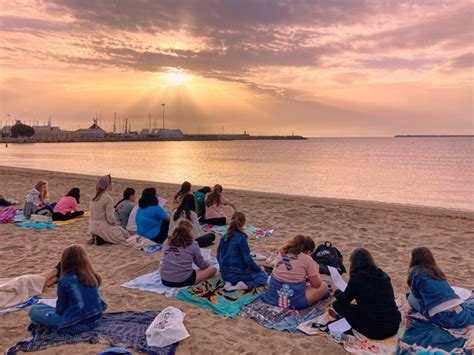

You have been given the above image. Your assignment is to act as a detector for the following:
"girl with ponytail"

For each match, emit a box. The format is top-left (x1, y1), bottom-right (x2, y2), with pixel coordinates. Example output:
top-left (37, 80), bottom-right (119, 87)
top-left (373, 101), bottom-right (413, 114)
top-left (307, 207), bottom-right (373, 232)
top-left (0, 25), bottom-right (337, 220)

top-left (217, 212), bottom-right (267, 290)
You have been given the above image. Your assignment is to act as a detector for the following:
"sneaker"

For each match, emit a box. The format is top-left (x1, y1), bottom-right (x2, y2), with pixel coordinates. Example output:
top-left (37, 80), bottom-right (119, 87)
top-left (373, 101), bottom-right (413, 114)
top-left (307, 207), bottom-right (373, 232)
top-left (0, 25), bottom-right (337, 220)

top-left (224, 281), bottom-right (248, 291)
top-left (250, 251), bottom-right (266, 261)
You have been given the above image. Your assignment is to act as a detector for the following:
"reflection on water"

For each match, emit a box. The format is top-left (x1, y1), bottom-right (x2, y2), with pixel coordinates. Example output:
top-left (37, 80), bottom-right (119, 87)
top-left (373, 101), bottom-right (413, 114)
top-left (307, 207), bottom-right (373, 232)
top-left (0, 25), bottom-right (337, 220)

top-left (0, 137), bottom-right (472, 211)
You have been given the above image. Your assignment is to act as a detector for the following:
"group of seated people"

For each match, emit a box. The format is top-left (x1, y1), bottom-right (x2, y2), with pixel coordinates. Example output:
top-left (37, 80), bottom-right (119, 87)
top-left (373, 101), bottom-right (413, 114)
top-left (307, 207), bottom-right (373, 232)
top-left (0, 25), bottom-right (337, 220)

top-left (4, 175), bottom-right (472, 342)
top-left (21, 180), bottom-right (85, 221)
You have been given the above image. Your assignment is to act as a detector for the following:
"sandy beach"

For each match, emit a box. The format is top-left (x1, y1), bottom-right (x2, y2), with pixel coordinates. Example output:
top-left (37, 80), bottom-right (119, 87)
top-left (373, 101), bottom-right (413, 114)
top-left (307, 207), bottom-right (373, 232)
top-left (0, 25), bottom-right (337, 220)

top-left (1, 166), bottom-right (473, 354)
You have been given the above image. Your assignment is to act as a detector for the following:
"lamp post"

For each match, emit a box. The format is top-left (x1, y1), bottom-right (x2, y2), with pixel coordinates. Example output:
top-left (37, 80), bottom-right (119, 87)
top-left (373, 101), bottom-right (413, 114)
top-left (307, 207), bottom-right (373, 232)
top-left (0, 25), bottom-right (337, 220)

top-left (161, 103), bottom-right (165, 131)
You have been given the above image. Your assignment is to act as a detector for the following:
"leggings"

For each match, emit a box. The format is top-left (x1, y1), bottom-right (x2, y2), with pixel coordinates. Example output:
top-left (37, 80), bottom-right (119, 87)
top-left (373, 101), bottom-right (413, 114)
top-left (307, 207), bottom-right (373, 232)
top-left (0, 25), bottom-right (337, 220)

top-left (333, 301), bottom-right (400, 340)
top-left (52, 211), bottom-right (84, 221)
top-left (151, 220), bottom-right (171, 244)
top-left (196, 233), bottom-right (216, 248)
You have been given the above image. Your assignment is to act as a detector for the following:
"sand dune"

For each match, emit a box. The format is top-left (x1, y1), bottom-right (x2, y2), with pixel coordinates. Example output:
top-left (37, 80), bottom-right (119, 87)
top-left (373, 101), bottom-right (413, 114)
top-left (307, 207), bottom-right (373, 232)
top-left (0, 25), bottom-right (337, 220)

top-left (1, 166), bottom-right (473, 354)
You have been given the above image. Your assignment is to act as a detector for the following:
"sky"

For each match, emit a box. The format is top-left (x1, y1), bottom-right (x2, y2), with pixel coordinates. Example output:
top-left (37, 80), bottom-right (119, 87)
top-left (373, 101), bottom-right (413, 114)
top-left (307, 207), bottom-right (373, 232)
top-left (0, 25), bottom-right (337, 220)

top-left (0, 0), bottom-right (472, 136)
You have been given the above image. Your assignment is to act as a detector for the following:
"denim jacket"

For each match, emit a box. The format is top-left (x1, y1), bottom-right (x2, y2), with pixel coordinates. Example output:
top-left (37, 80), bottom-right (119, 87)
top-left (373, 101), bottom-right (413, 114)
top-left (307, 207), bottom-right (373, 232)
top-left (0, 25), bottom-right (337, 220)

top-left (409, 266), bottom-right (459, 313)
top-left (217, 231), bottom-right (261, 275)
top-left (56, 273), bottom-right (107, 328)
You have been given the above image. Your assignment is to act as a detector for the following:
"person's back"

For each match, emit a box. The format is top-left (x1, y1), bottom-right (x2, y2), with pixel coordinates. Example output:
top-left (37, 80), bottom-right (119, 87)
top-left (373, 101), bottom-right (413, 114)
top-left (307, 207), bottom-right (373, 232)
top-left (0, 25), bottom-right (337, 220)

top-left (56, 273), bottom-right (107, 329)
top-left (115, 199), bottom-right (135, 228)
top-left (409, 265), bottom-right (459, 313)
top-left (193, 191), bottom-right (206, 218)
top-left (90, 192), bottom-right (115, 225)
top-left (347, 265), bottom-right (399, 314)
top-left (54, 196), bottom-right (78, 214)
top-left (169, 210), bottom-right (201, 238)
top-left (136, 204), bottom-right (168, 239)
top-left (160, 241), bottom-right (206, 284)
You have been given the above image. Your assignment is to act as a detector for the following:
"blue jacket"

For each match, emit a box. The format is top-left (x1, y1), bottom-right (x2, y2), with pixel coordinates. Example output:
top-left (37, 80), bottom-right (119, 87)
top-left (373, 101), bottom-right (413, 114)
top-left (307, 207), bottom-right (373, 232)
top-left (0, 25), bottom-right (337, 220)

top-left (217, 230), bottom-right (261, 276)
top-left (56, 273), bottom-right (107, 328)
top-left (409, 266), bottom-right (459, 313)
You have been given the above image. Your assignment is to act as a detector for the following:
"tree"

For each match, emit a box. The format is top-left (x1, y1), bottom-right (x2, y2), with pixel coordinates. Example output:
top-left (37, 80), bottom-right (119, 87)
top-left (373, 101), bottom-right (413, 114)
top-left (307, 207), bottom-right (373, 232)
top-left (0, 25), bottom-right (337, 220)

top-left (11, 123), bottom-right (35, 138)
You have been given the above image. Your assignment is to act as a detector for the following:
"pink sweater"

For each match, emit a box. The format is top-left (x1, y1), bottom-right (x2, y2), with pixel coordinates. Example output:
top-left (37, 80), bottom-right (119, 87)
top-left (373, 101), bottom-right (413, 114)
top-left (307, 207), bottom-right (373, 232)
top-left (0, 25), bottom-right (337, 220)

top-left (53, 196), bottom-right (79, 214)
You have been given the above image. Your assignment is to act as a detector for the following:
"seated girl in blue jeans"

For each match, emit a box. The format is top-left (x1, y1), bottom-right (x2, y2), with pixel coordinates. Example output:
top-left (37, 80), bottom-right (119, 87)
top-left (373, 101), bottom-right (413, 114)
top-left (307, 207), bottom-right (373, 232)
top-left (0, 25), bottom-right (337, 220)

top-left (217, 212), bottom-right (267, 290)
top-left (261, 235), bottom-right (328, 310)
top-left (407, 247), bottom-right (473, 328)
top-left (28, 245), bottom-right (107, 334)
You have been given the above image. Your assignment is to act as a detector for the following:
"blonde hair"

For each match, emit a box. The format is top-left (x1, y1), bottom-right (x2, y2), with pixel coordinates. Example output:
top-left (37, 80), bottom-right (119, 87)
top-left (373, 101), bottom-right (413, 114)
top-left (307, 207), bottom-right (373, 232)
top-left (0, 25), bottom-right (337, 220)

top-left (35, 180), bottom-right (48, 203)
top-left (167, 220), bottom-right (194, 248)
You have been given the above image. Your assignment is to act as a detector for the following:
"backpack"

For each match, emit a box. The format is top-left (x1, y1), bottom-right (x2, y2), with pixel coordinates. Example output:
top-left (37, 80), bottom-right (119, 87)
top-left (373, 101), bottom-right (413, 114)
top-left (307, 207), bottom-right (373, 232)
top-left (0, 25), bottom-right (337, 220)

top-left (0, 207), bottom-right (16, 224)
top-left (312, 241), bottom-right (346, 275)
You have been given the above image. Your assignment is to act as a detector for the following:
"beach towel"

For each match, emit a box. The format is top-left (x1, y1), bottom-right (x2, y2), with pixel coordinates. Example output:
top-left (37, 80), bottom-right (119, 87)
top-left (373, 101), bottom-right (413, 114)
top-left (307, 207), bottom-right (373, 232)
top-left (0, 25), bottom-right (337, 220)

top-left (0, 296), bottom-right (40, 315)
top-left (200, 224), bottom-right (273, 240)
top-left (0, 207), bottom-right (16, 224)
top-left (397, 304), bottom-right (474, 354)
top-left (239, 295), bottom-right (333, 333)
top-left (122, 255), bottom-right (219, 297)
top-left (176, 277), bottom-right (264, 318)
top-left (298, 294), bottom-right (408, 354)
top-left (53, 211), bottom-right (91, 226)
top-left (15, 222), bottom-right (57, 229)
top-left (6, 311), bottom-right (179, 355)
top-left (143, 244), bottom-right (164, 254)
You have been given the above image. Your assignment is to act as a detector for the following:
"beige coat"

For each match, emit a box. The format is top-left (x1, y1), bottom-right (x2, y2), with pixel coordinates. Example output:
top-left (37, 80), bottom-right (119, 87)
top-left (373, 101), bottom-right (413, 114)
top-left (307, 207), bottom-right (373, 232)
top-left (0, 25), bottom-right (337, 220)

top-left (89, 191), bottom-right (129, 244)
top-left (0, 275), bottom-right (45, 308)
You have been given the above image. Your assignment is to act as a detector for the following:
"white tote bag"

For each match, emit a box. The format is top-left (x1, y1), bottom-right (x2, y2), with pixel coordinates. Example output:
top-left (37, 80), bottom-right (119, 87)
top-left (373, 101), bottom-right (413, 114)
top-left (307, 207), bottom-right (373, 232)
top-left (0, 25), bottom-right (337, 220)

top-left (146, 306), bottom-right (190, 347)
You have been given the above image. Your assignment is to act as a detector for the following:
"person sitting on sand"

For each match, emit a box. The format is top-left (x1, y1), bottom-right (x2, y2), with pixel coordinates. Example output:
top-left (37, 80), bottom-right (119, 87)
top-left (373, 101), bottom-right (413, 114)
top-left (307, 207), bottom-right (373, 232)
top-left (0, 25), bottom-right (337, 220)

top-left (217, 212), bottom-right (267, 290)
top-left (407, 247), bottom-right (473, 328)
top-left (1, 268), bottom-right (58, 309)
top-left (204, 184), bottom-right (236, 226)
top-left (172, 181), bottom-right (192, 210)
top-left (261, 235), bottom-right (328, 310)
top-left (28, 245), bottom-right (107, 334)
top-left (160, 220), bottom-right (217, 288)
top-left (24, 180), bottom-right (56, 217)
top-left (89, 175), bottom-right (129, 245)
top-left (168, 194), bottom-right (216, 248)
top-left (114, 187), bottom-right (136, 228)
top-left (0, 194), bottom-right (17, 207)
top-left (136, 187), bottom-right (171, 243)
top-left (332, 248), bottom-right (401, 340)
top-left (193, 186), bottom-right (211, 222)
top-left (52, 188), bottom-right (85, 221)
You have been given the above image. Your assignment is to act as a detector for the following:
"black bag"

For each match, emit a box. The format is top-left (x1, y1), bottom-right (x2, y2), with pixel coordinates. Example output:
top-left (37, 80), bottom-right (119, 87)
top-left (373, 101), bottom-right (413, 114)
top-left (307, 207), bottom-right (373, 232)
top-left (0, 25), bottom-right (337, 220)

top-left (312, 241), bottom-right (346, 275)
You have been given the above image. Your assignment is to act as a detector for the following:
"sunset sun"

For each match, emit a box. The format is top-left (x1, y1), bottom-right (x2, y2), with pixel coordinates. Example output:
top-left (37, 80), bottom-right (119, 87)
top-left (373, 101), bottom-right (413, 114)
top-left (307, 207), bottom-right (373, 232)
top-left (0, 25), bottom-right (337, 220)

top-left (161, 69), bottom-right (193, 86)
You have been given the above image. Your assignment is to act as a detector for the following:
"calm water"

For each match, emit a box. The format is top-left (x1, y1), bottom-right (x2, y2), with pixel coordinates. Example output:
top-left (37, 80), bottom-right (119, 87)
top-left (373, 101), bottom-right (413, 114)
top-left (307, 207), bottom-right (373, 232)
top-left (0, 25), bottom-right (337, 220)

top-left (0, 138), bottom-right (473, 211)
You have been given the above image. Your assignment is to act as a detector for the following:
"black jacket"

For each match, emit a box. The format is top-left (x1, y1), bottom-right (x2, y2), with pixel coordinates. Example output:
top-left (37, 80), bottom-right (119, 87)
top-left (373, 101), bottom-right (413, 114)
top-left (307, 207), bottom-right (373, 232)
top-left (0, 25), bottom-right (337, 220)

top-left (335, 265), bottom-right (400, 322)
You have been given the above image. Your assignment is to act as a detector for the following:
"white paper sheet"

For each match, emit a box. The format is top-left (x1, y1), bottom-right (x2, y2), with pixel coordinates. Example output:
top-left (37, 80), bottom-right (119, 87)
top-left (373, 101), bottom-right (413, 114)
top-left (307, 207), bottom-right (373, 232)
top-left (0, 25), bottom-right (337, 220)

top-left (452, 286), bottom-right (472, 301)
top-left (158, 197), bottom-right (167, 208)
top-left (328, 317), bottom-right (351, 334)
top-left (38, 298), bottom-right (57, 308)
top-left (328, 266), bottom-right (347, 292)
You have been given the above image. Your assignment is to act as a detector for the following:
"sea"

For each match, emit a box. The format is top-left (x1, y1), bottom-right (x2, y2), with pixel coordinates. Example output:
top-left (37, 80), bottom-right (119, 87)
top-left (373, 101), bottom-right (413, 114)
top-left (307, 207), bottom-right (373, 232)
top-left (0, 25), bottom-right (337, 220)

top-left (0, 137), bottom-right (473, 211)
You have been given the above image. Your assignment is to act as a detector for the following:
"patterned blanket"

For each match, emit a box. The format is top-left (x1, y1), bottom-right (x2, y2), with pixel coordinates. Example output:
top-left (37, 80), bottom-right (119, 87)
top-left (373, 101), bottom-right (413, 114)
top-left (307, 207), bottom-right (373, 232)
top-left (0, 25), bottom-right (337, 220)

top-left (176, 277), bottom-right (264, 318)
top-left (240, 295), bottom-right (333, 333)
top-left (200, 224), bottom-right (273, 240)
top-left (6, 311), bottom-right (178, 355)
top-left (397, 300), bottom-right (474, 354)
top-left (122, 255), bottom-right (219, 297)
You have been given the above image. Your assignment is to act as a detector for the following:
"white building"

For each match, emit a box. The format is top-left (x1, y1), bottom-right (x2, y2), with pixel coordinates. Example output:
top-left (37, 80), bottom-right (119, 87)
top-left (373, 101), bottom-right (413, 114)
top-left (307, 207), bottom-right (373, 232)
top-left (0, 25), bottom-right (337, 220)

top-left (75, 121), bottom-right (106, 139)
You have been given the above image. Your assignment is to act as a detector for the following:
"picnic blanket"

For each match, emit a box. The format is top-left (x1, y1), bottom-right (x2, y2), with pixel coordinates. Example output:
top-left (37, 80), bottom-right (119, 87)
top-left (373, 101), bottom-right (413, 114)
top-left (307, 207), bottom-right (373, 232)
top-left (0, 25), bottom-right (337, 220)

top-left (397, 300), bottom-right (474, 354)
top-left (176, 277), bottom-right (264, 318)
top-left (16, 222), bottom-right (57, 229)
top-left (239, 294), bottom-right (333, 333)
top-left (53, 211), bottom-right (91, 225)
top-left (0, 296), bottom-right (40, 315)
top-left (6, 311), bottom-right (179, 355)
top-left (200, 224), bottom-right (273, 240)
top-left (122, 253), bottom-right (219, 297)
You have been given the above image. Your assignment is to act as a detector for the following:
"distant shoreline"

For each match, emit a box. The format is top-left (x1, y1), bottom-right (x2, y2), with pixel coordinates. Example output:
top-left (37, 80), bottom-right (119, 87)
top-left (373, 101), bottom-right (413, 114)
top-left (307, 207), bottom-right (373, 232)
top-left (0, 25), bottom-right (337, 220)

top-left (0, 133), bottom-right (306, 143)
top-left (394, 135), bottom-right (474, 138)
